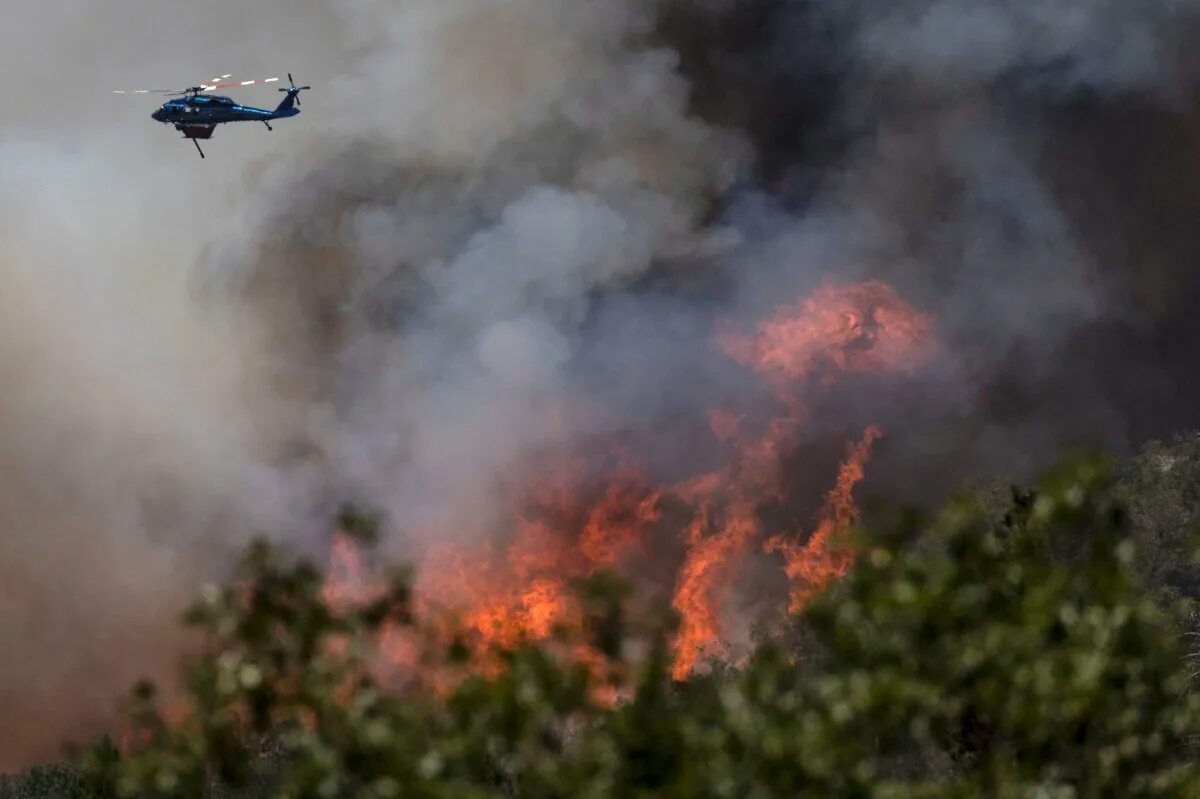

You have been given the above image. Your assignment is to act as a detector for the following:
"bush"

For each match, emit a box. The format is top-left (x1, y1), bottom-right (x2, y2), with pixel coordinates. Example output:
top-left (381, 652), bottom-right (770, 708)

top-left (49, 456), bottom-right (1200, 797)
top-left (0, 764), bottom-right (90, 799)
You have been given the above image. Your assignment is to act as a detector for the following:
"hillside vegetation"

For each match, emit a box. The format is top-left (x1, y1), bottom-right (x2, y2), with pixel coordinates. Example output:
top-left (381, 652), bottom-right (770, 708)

top-left (5, 434), bottom-right (1200, 798)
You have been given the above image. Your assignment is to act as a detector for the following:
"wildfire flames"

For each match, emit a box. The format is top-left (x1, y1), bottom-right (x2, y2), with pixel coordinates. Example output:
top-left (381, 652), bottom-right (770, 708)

top-left (325, 280), bottom-right (935, 682)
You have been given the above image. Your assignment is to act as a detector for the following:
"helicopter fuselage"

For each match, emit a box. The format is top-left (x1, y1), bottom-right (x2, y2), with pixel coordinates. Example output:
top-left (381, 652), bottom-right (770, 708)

top-left (150, 93), bottom-right (299, 126)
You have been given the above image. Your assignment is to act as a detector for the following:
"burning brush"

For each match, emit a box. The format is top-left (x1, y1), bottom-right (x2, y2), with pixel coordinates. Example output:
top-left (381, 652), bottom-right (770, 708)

top-left (324, 279), bottom-right (936, 682)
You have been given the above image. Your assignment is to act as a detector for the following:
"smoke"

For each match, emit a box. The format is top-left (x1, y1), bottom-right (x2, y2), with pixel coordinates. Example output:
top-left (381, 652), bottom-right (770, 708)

top-left (822, 0), bottom-right (1200, 482)
top-left (6, 0), bottom-right (1200, 768)
top-left (828, 0), bottom-right (1199, 95)
top-left (0, 138), bottom-right (305, 764)
top-left (675, 0), bottom-right (1200, 481)
top-left (225, 0), bottom-right (751, 545)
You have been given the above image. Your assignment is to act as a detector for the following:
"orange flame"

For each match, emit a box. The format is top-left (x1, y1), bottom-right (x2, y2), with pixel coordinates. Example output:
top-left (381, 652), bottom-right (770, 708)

top-left (667, 412), bottom-right (792, 678)
top-left (765, 425), bottom-right (881, 613)
top-left (322, 280), bottom-right (935, 686)
top-left (667, 281), bottom-right (932, 678)
top-left (580, 477), bottom-right (663, 567)
top-left (719, 280), bottom-right (935, 391)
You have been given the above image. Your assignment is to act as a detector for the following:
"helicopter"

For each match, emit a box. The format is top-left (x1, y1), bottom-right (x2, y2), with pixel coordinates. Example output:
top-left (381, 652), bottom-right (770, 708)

top-left (113, 73), bottom-right (310, 158)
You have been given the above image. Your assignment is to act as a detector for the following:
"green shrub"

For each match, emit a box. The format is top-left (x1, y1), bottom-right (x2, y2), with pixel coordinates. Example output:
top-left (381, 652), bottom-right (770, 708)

top-left (41, 456), bottom-right (1200, 797)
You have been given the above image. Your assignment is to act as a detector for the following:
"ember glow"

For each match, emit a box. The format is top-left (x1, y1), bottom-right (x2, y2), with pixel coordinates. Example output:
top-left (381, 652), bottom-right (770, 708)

top-left (324, 280), bottom-right (935, 681)
top-left (719, 281), bottom-right (936, 394)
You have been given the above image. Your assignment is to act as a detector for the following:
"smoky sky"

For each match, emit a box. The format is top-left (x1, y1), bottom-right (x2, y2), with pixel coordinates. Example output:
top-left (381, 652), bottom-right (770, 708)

top-left (4, 0), bottom-right (1200, 769)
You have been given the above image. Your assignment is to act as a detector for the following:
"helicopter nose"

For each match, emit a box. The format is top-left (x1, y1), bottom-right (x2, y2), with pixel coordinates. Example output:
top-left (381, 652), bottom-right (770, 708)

top-left (151, 109), bottom-right (164, 122)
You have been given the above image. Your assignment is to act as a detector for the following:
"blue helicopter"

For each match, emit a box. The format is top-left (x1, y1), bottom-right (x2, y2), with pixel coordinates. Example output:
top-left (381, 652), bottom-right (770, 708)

top-left (114, 73), bottom-right (310, 158)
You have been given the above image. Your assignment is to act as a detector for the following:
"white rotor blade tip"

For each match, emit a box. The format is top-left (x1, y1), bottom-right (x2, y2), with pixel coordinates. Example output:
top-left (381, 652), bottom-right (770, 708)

top-left (265, 77), bottom-right (279, 82)
top-left (241, 80), bottom-right (255, 85)
top-left (113, 90), bottom-right (125, 94)
top-left (135, 90), bottom-right (149, 93)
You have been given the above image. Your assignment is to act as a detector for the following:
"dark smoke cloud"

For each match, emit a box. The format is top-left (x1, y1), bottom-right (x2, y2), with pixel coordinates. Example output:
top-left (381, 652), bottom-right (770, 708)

top-left (6, 0), bottom-right (1200, 768)
top-left (657, 0), bottom-right (1200, 483)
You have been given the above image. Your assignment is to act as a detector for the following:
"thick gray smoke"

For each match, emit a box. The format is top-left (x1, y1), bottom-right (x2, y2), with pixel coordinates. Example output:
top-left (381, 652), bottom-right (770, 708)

top-left (676, 0), bottom-right (1200, 483)
top-left (5, 0), bottom-right (1200, 768)
top-left (828, 0), bottom-right (1195, 94)
top-left (212, 0), bottom-right (752, 546)
top-left (812, 0), bottom-right (1200, 482)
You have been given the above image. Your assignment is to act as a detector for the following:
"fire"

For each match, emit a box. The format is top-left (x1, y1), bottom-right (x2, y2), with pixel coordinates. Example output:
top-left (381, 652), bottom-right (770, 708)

top-left (765, 425), bottom-right (882, 612)
top-left (666, 281), bottom-right (931, 677)
top-left (322, 279), bottom-right (935, 685)
top-left (666, 413), bottom-right (795, 678)
top-left (719, 280), bottom-right (935, 390)
top-left (580, 477), bottom-right (663, 567)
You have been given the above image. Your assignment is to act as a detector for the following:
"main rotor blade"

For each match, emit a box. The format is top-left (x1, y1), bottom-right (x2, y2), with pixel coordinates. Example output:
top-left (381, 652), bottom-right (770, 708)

top-left (201, 76), bottom-right (281, 91)
top-left (113, 72), bottom-right (284, 95)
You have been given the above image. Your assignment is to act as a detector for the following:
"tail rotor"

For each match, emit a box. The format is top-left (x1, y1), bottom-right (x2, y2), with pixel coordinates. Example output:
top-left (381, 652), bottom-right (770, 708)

top-left (279, 73), bottom-right (311, 105)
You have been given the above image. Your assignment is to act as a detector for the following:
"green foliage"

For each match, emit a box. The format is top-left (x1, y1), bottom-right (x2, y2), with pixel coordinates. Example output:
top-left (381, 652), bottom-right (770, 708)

top-left (0, 763), bottom-right (91, 799)
top-left (24, 456), bottom-right (1200, 797)
top-left (799, 455), bottom-right (1200, 796)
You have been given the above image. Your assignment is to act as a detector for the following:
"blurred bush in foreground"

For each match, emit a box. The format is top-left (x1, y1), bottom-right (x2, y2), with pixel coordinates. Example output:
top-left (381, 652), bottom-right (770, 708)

top-left (50, 456), bottom-right (1200, 797)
